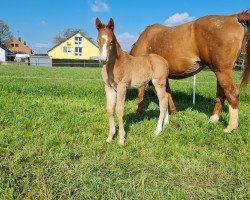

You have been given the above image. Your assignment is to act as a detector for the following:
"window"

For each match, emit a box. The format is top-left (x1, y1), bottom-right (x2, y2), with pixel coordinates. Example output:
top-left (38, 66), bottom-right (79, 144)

top-left (63, 46), bottom-right (71, 53)
top-left (11, 43), bottom-right (14, 47)
top-left (75, 47), bottom-right (82, 56)
top-left (15, 44), bottom-right (19, 47)
top-left (75, 37), bottom-right (82, 45)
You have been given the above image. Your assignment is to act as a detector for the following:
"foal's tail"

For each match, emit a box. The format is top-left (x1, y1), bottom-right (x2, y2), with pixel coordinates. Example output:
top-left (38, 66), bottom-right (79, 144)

top-left (237, 10), bottom-right (250, 89)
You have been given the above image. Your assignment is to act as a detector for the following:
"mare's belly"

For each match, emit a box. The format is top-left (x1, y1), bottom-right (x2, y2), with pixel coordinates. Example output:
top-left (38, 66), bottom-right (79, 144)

top-left (168, 60), bottom-right (206, 79)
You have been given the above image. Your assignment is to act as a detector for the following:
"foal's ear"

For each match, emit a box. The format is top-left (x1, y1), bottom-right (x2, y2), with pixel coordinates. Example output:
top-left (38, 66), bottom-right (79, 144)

top-left (107, 18), bottom-right (114, 31)
top-left (96, 18), bottom-right (103, 30)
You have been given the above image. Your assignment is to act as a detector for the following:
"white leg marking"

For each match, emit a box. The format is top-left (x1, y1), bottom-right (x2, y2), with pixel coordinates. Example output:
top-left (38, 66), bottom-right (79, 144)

top-left (224, 105), bottom-right (238, 133)
top-left (155, 120), bottom-right (163, 136)
top-left (163, 107), bottom-right (169, 125)
top-left (101, 35), bottom-right (108, 61)
top-left (105, 85), bottom-right (116, 143)
top-left (209, 114), bottom-right (219, 123)
top-left (153, 80), bottom-right (168, 136)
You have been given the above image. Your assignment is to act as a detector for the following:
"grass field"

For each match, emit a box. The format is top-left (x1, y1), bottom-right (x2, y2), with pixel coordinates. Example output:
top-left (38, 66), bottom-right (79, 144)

top-left (0, 65), bottom-right (249, 199)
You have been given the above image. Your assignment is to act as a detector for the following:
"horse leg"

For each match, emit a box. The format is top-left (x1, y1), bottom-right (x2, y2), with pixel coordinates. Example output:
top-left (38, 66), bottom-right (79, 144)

top-left (216, 71), bottom-right (239, 132)
top-left (166, 79), bottom-right (177, 115)
top-left (116, 84), bottom-right (127, 145)
top-left (105, 85), bottom-right (117, 143)
top-left (163, 93), bottom-right (170, 125)
top-left (209, 81), bottom-right (226, 123)
top-left (136, 86), bottom-right (145, 114)
top-left (152, 79), bottom-right (168, 136)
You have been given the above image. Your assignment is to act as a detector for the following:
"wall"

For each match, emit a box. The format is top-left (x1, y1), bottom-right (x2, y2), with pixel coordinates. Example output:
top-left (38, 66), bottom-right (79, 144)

top-left (0, 48), bottom-right (6, 62)
top-left (48, 33), bottom-right (99, 59)
top-left (29, 56), bottom-right (52, 67)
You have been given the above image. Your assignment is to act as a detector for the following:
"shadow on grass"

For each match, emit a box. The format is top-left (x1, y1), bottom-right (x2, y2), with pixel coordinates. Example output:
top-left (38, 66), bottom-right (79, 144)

top-left (124, 87), bottom-right (229, 132)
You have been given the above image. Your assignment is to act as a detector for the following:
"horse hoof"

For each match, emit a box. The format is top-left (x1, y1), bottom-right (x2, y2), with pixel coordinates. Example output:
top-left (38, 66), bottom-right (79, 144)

top-left (209, 114), bottom-right (219, 123)
top-left (170, 110), bottom-right (177, 116)
top-left (224, 124), bottom-right (238, 133)
top-left (136, 110), bottom-right (143, 115)
top-left (106, 137), bottom-right (112, 143)
top-left (224, 127), bottom-right (232, 133)
top-left (155, 129), bottom-right (162, 136)
top-left (118, 138), bottom-right (125, 146)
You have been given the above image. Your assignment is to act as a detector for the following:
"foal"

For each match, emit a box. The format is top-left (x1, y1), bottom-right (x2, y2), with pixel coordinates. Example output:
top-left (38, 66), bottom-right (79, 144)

top-left (96, 18), bottom-right (170, 145)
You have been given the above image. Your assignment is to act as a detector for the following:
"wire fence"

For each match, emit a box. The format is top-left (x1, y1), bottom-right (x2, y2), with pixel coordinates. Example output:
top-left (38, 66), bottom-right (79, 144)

top-left (0, 75), bottom-right (242, 85)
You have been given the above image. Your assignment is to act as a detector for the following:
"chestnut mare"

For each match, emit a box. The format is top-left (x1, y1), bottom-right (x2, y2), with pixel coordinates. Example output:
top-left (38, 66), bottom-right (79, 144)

top-left (96, 18), bottom-right (170, 145)
top-left (130, 11), bottom-right (250, 132)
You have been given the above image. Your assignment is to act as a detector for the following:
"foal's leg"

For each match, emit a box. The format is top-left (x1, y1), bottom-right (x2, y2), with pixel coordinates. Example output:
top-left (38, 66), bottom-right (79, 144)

top-left (105, 85), bottom-right (117, 143)
top-left (209, 81), bottom-right (226, 123)
top-left (216, 71), bottom-right (239, 132)
top-left (153, 79), bottom-right (168, 136)
top-left (116, 84), bottom-right (127, 145)
top-left (166, 79), bottom-right (177, 115)
top-left (137, 86), bottom-right (145, 114)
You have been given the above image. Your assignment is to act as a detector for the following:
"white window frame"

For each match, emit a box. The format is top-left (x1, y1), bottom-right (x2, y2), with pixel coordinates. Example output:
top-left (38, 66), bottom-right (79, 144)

top-left (75, 37), bottom-right (82, 45)
top-left (75, 47), bottom-right (82, 56)
top-left (63, 46), bottom-right (71, 53)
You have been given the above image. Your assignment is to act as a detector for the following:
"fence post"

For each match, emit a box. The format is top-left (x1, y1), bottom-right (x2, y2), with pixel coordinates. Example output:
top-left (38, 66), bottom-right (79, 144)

top-left (193, 75), bottom-right (196, 105)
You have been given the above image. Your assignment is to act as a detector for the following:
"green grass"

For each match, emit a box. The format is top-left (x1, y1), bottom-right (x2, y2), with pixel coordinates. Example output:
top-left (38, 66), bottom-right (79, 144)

top-left (0, 65), bottom-right (249, 199)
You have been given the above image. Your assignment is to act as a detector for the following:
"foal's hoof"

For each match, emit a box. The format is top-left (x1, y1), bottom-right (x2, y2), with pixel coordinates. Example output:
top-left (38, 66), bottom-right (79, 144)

top-left (209, 114), bottom-right (219, 123)
top-left (118, 138), bottom-right (125, 146)
top-left (106, 137), bottom-right (113, 143)
top-left (223, 127), bottom-right (232, 133)
top-left (223, 125), bottom-right (238, 133)
top-left (155, 129), bottom-right (162, 136)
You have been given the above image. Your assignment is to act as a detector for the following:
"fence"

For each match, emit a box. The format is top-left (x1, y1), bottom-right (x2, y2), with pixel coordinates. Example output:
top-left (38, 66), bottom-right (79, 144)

top-left (52, 59), bottom-right (101, 67)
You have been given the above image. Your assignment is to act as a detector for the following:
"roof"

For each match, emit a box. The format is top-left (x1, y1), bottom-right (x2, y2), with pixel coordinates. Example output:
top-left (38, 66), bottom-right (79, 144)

top-left (47, 32), bottom-right (98, 52)
top-left (0, 45), bottom-right (13, 53)
top-left (3, 38), bottom-right (32, 54)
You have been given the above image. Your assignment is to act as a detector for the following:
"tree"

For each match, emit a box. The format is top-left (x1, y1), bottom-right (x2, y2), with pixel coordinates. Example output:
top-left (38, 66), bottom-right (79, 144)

top-left (0, 20), bottom-right (12, 46)
top-left (52, 28), bottom-right (95, 46)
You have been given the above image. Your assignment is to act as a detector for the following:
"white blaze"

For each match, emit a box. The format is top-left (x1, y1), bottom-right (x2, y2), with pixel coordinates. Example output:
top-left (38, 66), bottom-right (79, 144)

top-left (101, 35), bottom-right (108, 61)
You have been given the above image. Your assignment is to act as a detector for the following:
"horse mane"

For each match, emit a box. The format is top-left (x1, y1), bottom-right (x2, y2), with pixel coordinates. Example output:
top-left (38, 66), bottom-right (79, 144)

top-left (237, 10), bottom-right (250, 24)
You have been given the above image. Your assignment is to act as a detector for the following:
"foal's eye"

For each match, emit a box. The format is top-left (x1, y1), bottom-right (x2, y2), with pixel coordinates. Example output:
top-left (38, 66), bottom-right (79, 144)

top-left (110, 41), bottom-right (113, 45)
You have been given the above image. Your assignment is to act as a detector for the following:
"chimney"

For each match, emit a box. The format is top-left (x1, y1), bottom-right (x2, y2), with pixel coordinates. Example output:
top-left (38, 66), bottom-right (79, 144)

top-left (18, 37), bottom-right (21, 42)
top-left (24, 41), bottom-right (26, 45)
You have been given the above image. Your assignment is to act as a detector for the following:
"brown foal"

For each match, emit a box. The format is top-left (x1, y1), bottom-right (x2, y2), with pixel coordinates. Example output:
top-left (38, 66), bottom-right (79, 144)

top-left (130, 11), bottom-right (250, 132)
top-left (96, 18), bottom-right (170, 145)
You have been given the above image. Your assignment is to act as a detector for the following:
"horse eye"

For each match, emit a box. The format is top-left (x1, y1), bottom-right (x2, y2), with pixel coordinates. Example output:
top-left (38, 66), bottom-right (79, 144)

top-left (110, 41), bottom-right (113, 45)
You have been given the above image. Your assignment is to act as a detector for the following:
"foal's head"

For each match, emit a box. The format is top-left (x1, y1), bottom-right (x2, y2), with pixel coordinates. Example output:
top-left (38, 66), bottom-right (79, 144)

top-left (96, 18), bottom-right (115, 64)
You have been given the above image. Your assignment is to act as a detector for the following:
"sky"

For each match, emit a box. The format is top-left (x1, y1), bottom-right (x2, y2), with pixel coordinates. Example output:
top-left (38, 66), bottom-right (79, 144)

top-left (0, 0), bottom-right (249, 53)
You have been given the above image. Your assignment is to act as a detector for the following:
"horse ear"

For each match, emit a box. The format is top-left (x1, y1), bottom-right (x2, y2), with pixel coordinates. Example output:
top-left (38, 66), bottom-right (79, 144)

top-left (96, 18), bottom-right (103, 30)
top-left (108, 18), bottom-right (114, 31)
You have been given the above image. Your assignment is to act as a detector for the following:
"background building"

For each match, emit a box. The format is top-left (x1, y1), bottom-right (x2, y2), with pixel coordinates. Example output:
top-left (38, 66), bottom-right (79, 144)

top-left (48, 32), bottom-right (99, 60)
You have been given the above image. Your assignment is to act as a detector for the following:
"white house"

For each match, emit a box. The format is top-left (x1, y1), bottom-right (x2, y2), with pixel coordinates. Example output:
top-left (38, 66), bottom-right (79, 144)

top-left (0, 47), bottom-right (6, 62)
top-left (0, 46), bottom-right (12, 62)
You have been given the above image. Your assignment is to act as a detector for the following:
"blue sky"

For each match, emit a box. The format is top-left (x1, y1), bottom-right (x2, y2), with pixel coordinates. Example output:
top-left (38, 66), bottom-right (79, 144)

top-left (0, 0), bottom-right (249, 53)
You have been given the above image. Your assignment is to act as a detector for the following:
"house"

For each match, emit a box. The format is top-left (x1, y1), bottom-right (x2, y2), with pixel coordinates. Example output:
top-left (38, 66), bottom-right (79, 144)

top-left (0, 46), bottom-right (13, 62)
top-left (4, 37), bottom-right (32, 55)
top-left (48, 32), bottom-right (99, 60)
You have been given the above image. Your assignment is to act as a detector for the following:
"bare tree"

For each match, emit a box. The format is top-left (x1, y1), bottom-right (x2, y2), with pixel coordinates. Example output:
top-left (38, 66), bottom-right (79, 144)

top-left (52, 28), bottom-right (95, 45)
top-left (0, 20), bottom-right (12, 46)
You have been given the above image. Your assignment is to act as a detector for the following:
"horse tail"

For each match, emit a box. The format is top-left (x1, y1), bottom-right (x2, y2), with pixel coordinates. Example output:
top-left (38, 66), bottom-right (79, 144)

top-left (237, 10), bottom-right (250, 89)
